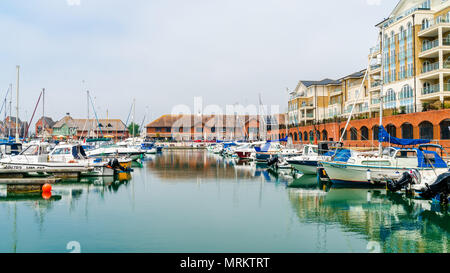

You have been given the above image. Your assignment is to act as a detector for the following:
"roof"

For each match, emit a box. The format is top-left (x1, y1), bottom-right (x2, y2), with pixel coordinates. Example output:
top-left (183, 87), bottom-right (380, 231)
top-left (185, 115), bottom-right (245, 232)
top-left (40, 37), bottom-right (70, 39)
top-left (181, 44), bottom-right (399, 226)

top-left (53, 115), bottom-right (126, 131)
top-left (147, 114), bottom-right (268, 128)
top-left (38, 116), bottom-right (56, 127)
top-left (300, 78), bottom-right (341, 87)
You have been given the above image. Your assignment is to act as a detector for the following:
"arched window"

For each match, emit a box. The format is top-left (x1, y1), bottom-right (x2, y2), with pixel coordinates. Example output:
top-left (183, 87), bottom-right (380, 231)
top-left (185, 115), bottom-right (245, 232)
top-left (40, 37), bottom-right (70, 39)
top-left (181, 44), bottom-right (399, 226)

top-left (422, 18), bottom-right (429, 30)
top-left (384, 88), bottom-right (396, 109)
top-left (360, 126), bottom-right (369, 140)
top-left (401, 123), bottom-right (413, 139)
top-left (340, 128), bottom-right (347, 141)
top-left (315, 130), bottom-right (321, 141)
top-left (298, 132), bottom-right (302, 142)
top-left (386, 124), bottom-right (397, 138)
top-left (294, 132), bottom-right (298, 141)
top-left (440, 119), bottom-right (450, 140)
top-left (373, 125), bottom-right (380, 140)
top-left (322, 130), bottom-right (328, 141)
top-left (419, 121), bottom-right (433, 140)
top-left (350, 127), bottom-right (358, 140)
top-left (309, 131), bottom-right (314, 141)
top-left (289, 133), bottom-right (293, 140)
top-left (423, 82), bottom-right (431, 94)
top-left (303, 131), bottom-right (308, 141)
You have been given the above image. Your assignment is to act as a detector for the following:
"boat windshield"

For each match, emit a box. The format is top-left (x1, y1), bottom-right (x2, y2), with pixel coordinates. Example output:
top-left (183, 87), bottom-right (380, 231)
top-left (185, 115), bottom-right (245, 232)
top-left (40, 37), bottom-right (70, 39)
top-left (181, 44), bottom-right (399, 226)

top-left (21, 145), bottom-right (41, 156)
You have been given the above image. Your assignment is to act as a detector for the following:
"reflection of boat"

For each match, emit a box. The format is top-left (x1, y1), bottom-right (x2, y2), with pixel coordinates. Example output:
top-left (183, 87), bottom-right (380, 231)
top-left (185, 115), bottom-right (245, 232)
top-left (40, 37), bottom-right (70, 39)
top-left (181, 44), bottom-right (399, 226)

top-left (288, 174), bottom-right (318, 188)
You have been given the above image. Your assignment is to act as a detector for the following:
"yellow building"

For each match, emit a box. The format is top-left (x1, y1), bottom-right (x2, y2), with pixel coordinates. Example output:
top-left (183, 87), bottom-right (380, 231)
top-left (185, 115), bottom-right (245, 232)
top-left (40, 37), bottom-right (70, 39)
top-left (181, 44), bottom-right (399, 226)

top-left (288, 0), bottom-right (450, 126)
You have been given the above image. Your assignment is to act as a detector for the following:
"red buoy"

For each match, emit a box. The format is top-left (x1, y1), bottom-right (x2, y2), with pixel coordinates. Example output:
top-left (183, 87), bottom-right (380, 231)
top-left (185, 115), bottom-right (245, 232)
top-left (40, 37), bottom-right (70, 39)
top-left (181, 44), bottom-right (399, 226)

top-left (42, 191), bottom-right (52, 200)
top-left (42, 183), bottom-right (52, 193)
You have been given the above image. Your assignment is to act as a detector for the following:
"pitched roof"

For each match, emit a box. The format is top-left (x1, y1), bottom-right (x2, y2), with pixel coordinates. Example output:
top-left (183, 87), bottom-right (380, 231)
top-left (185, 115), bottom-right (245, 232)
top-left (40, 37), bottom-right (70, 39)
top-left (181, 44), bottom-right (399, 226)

top-left (53, 115), bottom-right (126, 131)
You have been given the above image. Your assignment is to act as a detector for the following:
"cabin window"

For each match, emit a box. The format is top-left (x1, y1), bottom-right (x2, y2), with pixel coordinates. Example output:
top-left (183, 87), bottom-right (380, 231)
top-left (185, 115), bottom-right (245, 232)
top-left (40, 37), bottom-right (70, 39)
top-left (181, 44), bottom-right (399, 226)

top-left (395, 150), bottom-right (417, 158)
top-left (361, 161), bottom-right (391, 166)
top-left (53, 148), bottom-right (71, 155)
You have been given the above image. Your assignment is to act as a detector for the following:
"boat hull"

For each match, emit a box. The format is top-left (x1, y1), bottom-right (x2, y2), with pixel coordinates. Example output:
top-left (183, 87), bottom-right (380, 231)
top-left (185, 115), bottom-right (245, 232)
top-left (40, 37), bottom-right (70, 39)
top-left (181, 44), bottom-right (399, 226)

top-left (287, 160), bottom-right (318, 175)
top-left (321, 161), bottom-right (448, 185)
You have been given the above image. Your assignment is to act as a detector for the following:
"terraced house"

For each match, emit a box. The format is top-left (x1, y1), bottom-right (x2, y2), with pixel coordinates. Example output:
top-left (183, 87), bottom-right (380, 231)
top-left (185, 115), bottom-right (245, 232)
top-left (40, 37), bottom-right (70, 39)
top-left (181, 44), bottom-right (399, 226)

top-left (288, 0), bottom-right (450, 147)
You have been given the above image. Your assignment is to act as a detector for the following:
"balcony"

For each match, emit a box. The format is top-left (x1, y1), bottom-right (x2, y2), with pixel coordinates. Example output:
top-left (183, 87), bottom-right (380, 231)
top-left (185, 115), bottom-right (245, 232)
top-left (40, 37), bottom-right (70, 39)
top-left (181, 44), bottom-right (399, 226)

top-left (369, 45), bottom-right (380, 56)
top-left (422, 39), bottom-right (439, 52)
top-left (422, 62), bottom-right (439, 74)
top-left (419, 16), bottom-right (450, 38)
top-left (422, 83), bottom-right (439, 95)
top-left (300, 103), bottom-right (315, 109)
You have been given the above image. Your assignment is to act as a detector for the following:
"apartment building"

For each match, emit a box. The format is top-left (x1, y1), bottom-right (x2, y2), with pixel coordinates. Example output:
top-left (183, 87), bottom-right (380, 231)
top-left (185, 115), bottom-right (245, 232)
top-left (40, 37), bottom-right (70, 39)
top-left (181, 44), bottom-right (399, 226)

top-left (287, 0), bottom-right (450, 146)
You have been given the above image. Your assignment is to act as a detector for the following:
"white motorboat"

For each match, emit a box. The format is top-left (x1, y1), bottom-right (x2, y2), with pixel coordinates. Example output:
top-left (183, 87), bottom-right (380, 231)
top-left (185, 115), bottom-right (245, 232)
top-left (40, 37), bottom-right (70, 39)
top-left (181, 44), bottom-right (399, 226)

top-left (0, 143), bottom-right (115, 176)
top-left (321, 144), bottom-right (450, 185)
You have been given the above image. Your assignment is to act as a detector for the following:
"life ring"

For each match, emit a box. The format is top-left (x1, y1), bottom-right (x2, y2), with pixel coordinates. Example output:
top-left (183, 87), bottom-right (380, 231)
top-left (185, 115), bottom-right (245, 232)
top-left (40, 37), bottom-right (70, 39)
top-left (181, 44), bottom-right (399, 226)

top-left (68, 160), bottom-right (77, 163)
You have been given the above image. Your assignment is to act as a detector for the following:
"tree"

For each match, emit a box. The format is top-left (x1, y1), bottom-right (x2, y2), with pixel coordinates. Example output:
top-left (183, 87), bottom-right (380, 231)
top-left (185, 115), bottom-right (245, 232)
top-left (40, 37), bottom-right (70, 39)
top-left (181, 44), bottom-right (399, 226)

top-left (128, 122), bottom-right (140, 137)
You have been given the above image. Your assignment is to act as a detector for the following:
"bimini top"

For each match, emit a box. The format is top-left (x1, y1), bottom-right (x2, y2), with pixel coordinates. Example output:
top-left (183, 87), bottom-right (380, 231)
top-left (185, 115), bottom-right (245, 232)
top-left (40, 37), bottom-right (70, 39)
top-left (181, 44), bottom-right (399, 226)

top-left (378, 125), bottom-right (430, 146)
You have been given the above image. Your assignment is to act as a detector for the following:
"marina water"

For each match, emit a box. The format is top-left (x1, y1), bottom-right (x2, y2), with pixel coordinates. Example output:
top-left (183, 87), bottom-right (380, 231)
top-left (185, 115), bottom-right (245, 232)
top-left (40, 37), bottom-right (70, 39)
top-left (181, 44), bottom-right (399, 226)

top-left (0, 150), bottom-right (448, 253)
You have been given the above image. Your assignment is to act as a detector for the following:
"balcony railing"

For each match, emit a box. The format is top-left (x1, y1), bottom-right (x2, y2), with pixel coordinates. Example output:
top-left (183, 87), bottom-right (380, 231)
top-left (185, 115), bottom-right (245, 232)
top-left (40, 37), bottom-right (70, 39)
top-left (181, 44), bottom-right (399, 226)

top-left (422, 83), bottom-right (439, 95)
top-left (306, 113), bottom-right (314, 118)
top-left (421, 16), bottom-right (450, 31)
top-left (300, 103), bottom-right (314, 108)
top-left (422, 62), bottom-right (439, 73)
top-left (370, 45), bottom-right (380, 55)
top-left (371, 81), bottom-right (381, 88)
top-left (422, 39), bottom-right (439, 52)
top-left (446, 83), bottom-right (450, 92)
top-left (371, 98), bottom-right (380, 104)
top-left (444, 38), bottom-right (450, 46)
top-left (370, 64), bottom-right (381, 70)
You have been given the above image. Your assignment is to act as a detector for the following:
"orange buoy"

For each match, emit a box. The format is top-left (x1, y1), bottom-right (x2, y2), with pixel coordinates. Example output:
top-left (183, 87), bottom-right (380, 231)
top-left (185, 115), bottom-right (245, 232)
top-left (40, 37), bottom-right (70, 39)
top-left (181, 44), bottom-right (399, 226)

top-left (42, 191), bottom-right (52, 200)
top-left (42, 183), bottom-right (52, 193)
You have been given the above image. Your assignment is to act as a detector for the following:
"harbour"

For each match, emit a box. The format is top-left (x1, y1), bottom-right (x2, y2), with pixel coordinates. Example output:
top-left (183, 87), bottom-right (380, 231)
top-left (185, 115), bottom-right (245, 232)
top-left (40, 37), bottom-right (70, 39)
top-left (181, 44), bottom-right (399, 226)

top-left (0, 150), bottom-right (448, 253)
top-left (1, 0), bottom-right (449, 259)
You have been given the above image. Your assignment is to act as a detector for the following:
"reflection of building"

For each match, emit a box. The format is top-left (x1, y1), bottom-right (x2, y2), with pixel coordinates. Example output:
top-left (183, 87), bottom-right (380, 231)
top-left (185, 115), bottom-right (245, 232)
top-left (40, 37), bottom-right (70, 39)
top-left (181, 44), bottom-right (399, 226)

top-left (145, 151), bottom-right (259, 180)
top-left (287, 0), bottom-right (450, 147)
top-left (52, 114), bottom-right (128, 140)
top-left (288, 186), bottom-right (449, 253)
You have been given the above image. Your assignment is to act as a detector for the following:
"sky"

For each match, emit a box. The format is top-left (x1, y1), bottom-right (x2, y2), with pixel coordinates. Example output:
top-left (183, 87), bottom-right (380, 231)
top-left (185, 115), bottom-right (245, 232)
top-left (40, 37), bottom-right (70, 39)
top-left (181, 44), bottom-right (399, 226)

top-left (0, 0), bottom-right (399, 127)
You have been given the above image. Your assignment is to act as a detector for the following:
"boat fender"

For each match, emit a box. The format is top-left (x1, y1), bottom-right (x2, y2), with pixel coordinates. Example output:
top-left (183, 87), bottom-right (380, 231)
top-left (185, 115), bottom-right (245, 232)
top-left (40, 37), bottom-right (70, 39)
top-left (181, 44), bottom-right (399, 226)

top-left (366, 169), bottom-right (371, 182)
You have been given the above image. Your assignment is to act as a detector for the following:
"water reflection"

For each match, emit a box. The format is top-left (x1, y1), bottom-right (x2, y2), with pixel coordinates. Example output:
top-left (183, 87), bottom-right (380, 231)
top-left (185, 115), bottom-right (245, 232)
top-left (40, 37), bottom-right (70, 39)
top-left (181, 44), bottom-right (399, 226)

top-left (287, 175), bottom-right (449, 253)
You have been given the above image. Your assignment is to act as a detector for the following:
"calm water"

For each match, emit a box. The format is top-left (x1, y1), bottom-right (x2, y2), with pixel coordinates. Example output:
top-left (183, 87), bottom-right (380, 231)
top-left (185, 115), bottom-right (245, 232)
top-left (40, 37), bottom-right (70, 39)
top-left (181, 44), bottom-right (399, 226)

top-left (0, 150), bottom-right (448, 253)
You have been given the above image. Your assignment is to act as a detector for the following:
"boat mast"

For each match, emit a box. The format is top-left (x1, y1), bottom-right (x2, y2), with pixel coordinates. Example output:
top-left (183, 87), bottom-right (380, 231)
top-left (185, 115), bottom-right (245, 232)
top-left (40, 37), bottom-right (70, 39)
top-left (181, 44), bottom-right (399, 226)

top-left (379, 28), bottom-right (385, 155)
top-left (132, 98), bottom-right (136, 143)
top-left (15, 65), bottom-right (19, 142)
top-left (87, 90), bottom-right (90, 139)
top-left (42, 88), bottom-right (45, 140)
top-left (9, 83), bottom-right (12, 138)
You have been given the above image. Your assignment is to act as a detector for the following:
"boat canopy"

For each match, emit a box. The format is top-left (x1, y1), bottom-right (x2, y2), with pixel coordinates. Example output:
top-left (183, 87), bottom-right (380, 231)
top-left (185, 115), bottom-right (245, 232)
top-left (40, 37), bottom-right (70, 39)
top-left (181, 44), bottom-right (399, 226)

top-left (86, 138), bottom-right (112, 143)
top-left (378, 125), bottom-right (430, 146)
top-left (267, 136), bottom-right (288, 143)
top-left (330, 148), bottom-right (352, 162)
top-left (416, 148), bottom-right (448, 168)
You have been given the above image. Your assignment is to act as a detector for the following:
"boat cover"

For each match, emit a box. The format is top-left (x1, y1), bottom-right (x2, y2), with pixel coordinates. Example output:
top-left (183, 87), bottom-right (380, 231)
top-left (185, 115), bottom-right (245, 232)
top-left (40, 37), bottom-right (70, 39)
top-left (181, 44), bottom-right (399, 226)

top-left (378, 126), bottom-right (430, 146)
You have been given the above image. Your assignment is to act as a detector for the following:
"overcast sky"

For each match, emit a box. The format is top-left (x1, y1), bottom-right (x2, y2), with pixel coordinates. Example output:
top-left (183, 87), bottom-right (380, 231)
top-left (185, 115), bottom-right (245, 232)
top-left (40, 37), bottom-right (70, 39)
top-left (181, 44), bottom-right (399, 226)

top-left (0, 0), bottom-right (398, 126)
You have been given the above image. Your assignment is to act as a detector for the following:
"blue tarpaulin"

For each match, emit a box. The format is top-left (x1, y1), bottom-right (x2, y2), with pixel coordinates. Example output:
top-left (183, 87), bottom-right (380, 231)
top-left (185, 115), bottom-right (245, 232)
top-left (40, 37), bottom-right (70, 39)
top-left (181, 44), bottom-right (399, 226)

top-left (331, 149), bottom-right (352, 162)
top-left (378, 125), bottom-right (430, 146)
top-left (267, 137), bottom-right (288, 143)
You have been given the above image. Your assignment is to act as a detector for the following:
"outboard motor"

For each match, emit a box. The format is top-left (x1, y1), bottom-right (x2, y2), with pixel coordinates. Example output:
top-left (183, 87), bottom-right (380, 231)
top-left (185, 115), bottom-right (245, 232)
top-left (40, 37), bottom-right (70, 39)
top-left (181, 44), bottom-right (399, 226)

top-left (267, 156), bottom-right (279, 167)
top-left (387, 169), bottom-right (420, 193)
top-left (108, 158), bottom-right (127, 172)
top-left (419, 172), bottom-right (450, 205)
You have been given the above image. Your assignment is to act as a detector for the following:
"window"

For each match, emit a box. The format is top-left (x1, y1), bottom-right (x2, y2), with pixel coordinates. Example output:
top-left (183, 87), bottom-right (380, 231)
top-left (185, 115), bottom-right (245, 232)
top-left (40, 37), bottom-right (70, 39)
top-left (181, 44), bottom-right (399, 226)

top-left (361, 126), bottom-right (369, 140)
top-left (294, 132), bottom-right (298, 141)
top-left (373, 125), bottom-right (380, 140)
top-left (303, 131), bottom-right (308, 141)
top-left (386, 124), bottom-right (397, 138)
top-left (384, 89), bottom-right (397, 109)
top-left (422, 19), bottom-right (429, 30)
top-left (322, 130), bottom-right (328, 141)
top-left (350, 127), bottom-right (358, 140)
top-left (419, 121), bottom-right (433, 140)
top-left (401, 123), bottom-right (413, 139)
top-left (440, 119), bottom-right (450, 140)
top-left (340, 128), bottom-right (347, 141)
